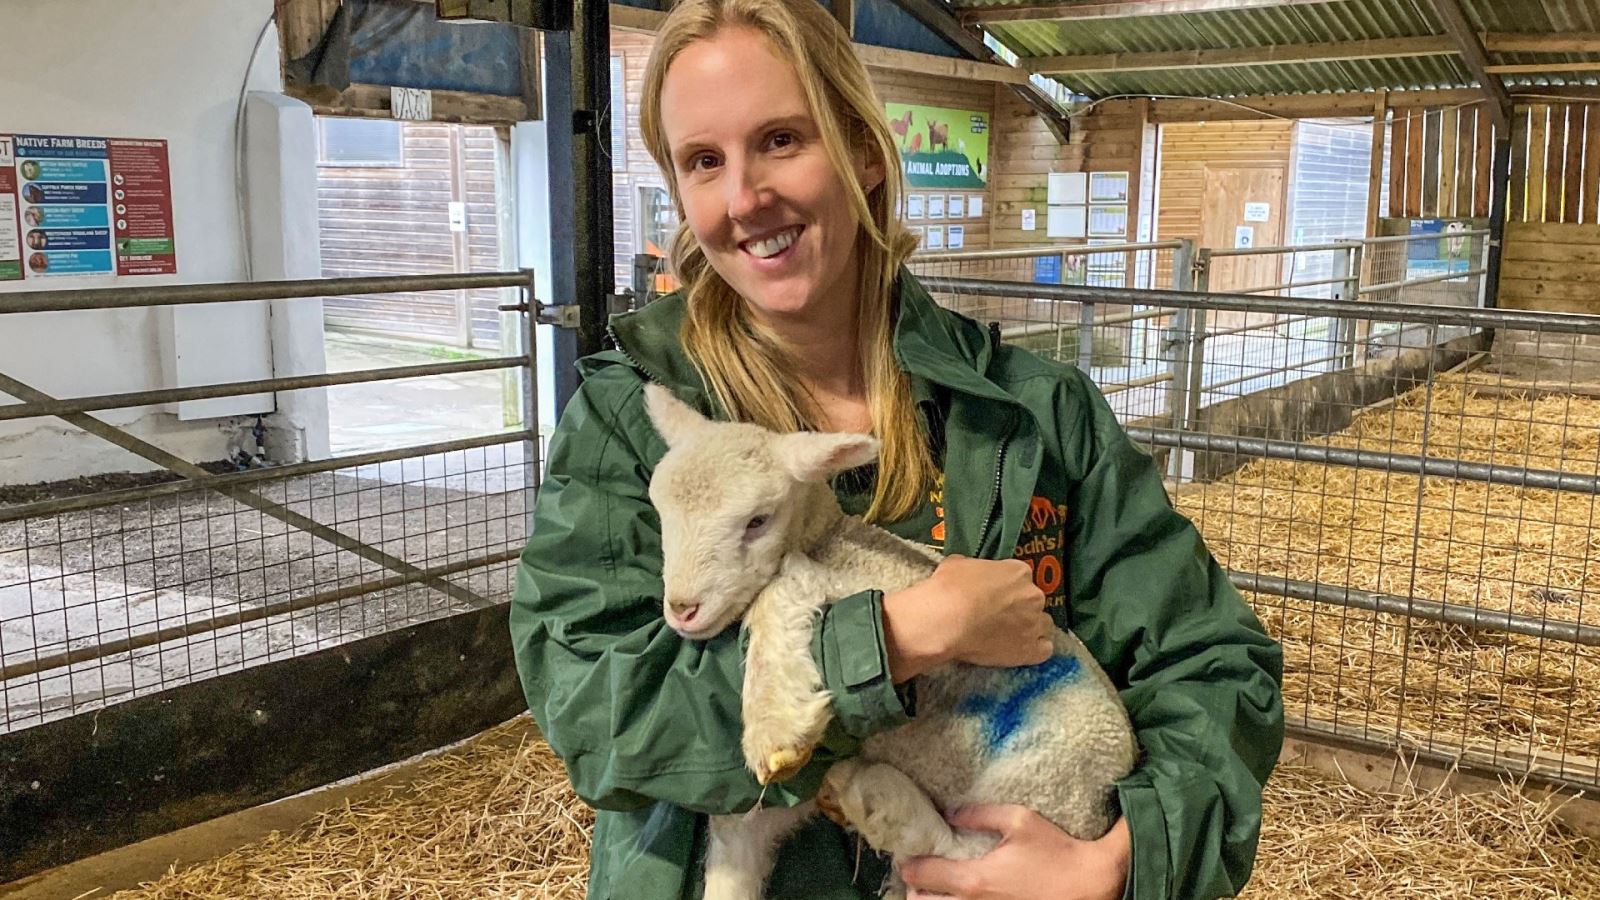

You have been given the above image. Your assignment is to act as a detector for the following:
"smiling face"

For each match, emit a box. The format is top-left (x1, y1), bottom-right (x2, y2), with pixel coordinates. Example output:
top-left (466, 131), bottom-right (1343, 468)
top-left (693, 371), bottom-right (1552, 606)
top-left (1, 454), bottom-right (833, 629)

top-left (657, 25), bottom-right (884, 329)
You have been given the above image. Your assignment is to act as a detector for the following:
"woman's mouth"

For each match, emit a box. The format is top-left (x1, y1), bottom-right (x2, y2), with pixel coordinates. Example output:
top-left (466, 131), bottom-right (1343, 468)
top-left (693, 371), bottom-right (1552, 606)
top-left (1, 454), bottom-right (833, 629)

top-left (740, 226), bottom-right (803, 263)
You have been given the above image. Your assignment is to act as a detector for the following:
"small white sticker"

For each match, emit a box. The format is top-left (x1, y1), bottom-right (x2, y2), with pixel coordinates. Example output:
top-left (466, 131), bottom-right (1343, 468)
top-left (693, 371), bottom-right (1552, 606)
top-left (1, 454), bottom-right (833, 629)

top-left (1234, 226), bottom-right (1255, 249)
top-left (1021, 208), bottom-right (1036, 231)
top-left (448, 202), bottom-right (467, 233)
top-left (391, 86), bottom-right (434, 121)
top-left (1244, 202), bottom-right (1270, 222)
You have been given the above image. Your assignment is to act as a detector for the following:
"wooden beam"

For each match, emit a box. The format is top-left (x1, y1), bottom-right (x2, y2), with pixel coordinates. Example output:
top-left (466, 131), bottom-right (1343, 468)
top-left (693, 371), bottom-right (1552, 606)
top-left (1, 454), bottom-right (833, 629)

top-left (283, 82), bottom-right (530, 125)
top-left (1147, 87), bottom-right (1600, 123)
top-left (1024, 35), bottom-right (1454, 75)
top-left (963, 0), bottom-right (1346, 24)
top-left (1424, 0), bottom-right (1512, 130)
top-left (609, 3), bottom-right (667, 32)
top-left (887, 0), bottom-right (1073, 143)
top-left (834, 0), bottom-right (855, 38)
top-left (1488, 61), bottom-right (1600, 75)
top-left (1484, 32), bottom-right (1600, 54)
top-left (1365, 92), bottom-right (1388, 242)
top-left (854, 44), bottom-right (1028, 84)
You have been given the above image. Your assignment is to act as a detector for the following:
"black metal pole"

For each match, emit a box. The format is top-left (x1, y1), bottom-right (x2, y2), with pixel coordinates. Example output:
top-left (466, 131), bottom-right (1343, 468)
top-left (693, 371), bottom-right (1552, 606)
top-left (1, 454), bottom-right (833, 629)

top-left (545, 0), bottom-right (615, 418)
top-left (543, 29), bottom-right (582, 417)
top-left (1484, 134), bottom-right (1512, 309)
top-left (572, 0), bottom-right (615, 361)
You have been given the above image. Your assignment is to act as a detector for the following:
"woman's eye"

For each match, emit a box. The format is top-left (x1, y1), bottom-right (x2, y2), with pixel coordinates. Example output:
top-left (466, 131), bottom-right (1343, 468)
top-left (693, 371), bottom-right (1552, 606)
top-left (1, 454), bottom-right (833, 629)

top-left (689, 153), bottom-right (718, 171)
top-left (769, 132), bottom-right (796, 150)
top-left (746, 515), bottom-right (769, 532)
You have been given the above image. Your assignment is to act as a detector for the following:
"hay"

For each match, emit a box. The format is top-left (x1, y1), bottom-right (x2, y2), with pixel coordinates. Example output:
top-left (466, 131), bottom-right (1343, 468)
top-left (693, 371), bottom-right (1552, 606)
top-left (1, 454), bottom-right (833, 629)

top-left (1174, 378), bottom-right (1600, 770)
top-left (107, 718), bottom-right (592, 900)
top-left (104, 717), bottom-right (1600, 899)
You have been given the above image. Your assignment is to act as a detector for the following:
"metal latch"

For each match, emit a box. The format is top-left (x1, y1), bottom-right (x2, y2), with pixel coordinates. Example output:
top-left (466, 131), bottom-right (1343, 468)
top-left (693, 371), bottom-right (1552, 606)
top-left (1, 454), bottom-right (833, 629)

top-left (499, 293), bottom-right (636, 328)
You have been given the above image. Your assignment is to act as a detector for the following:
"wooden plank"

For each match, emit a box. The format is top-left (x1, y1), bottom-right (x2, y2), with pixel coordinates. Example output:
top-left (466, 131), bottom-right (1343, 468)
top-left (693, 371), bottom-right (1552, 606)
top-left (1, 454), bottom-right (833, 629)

top-left (1501, 241), bottom-right (1600, 263)
top-left (1565, 104), bottom-right (1587, 223)
top-left (1587, 105), bottom-right (1600, 225)
top-left (1421, 108), bottom-right (1442, 216)
top-left (1509, 106), bottom-right (1529, 222)
top-left (1367, 93), bottom-right (1389, 236)
top-left (1498, 277), bottom-right (1600, 301)
top-left (1023, 36), bottom-right (1454, 75)
top-left (1528, 104), bottom-right (1549, 222)
top-left (1439, 107), bottom-right (1459, 217)
top-left (1485, 32), bottom-right (1600, 53)
top-left (1474, 107), bottom-right (1493, 218)
top-left (1506, 221), bottom-right (1600, 243)
top-left (966, 0), bottom-right (1356, 22)
top-left (610, 3), bottom-right (667, 31)
top-left (1390, 110), bottom-right (1410, 219)
top-left (1501, 260), bottom-right (1600, 283)
top-left (1487, 61), bottom-right (1600, 75)
top-left (1454, 106), bottom-right (1474, 215)
top-left (856, 44), bottom-right (1027, 85)
top-left (1405, 109), bottom-right (1425, 217)
top-left (1546, 104), bottom-right (1567, 224)
top-left (283, 82), bottom-right (529, 125)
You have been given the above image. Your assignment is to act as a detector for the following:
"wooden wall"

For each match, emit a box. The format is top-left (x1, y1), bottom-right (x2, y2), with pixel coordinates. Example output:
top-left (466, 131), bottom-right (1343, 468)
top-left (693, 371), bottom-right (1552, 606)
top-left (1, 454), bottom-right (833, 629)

top-left (873, 67), bottom-right (997, 252)
top-left (1495, 102), bottom-right (1600, 313)
top-left (1154, 120), bottom-right (1294, 245)
top-left (1386, 106), bottom-right (1497, 220)
top-left (988, 95), bottom-right (1147, 249)
top-left (319, 122), bottom-right (506, 347)
top-left (1501, 222), bottom-right (1600, 313)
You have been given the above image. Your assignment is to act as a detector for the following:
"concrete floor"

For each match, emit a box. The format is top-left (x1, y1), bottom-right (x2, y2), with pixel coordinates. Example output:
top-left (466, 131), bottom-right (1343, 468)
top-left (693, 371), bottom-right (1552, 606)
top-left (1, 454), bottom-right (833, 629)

top-left (2, 332), bottom-right (538, 734)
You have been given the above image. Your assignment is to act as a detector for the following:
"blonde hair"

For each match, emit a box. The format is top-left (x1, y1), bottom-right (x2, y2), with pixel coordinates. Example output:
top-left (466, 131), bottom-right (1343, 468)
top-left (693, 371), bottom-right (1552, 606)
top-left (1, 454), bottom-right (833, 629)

top-left (638, 0), bottom-right (931, 523)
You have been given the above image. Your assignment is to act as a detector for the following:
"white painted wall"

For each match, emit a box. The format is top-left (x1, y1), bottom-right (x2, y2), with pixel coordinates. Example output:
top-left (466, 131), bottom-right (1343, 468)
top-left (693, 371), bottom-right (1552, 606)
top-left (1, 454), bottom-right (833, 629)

top-left (0, 0), bottom-right (301, 483)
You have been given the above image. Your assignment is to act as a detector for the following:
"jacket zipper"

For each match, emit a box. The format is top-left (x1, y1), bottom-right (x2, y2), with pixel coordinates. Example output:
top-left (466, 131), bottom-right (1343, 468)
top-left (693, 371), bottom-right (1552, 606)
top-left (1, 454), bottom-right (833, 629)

top-left (606, 323), bottom-right (664, 387)
top-left (976, 412), bottom-right (1014, 555)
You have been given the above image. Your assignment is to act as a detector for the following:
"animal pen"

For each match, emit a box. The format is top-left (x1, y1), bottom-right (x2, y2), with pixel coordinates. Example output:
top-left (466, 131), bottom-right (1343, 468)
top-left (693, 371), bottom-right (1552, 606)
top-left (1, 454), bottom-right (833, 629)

top-left (11, 240), bottom-right (1600, 899)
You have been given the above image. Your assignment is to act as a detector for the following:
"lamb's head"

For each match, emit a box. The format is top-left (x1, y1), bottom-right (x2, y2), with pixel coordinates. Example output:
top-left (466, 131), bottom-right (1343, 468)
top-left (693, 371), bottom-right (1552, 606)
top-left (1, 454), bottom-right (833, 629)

top-left (643, 384), bottom-right (879, 639)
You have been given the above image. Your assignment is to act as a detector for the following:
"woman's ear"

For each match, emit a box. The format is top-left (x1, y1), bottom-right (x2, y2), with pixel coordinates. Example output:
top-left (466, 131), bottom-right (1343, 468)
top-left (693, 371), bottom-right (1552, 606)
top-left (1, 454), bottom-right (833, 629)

top-left (860, 152), bottom-right (886, 193)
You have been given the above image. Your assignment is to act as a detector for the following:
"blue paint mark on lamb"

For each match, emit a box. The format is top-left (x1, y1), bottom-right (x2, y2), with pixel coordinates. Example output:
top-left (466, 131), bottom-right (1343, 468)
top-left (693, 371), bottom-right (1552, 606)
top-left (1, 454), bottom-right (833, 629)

top-left (959, 654), bottom-right (1082, 755)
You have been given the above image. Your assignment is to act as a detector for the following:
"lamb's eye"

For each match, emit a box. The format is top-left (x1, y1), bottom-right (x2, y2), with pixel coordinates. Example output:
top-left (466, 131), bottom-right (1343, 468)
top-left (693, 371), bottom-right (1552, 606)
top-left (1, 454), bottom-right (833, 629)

top-left (746, 515), bottom-right (769, 531)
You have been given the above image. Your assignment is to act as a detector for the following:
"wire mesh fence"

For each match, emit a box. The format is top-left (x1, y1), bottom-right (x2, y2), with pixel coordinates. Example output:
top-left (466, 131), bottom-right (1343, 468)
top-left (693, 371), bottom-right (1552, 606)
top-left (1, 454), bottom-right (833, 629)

top-left (924, 273), bottom-right (1600, 794)
top-left (0, 273), bottom-right (539, 735)
top-left (911, 242), bottom-right (1190, 422)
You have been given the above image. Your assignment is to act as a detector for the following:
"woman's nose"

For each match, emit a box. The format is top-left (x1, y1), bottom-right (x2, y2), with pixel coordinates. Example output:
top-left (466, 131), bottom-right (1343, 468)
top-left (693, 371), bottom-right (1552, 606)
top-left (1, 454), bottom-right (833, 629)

top-left (724, 159), bottom-right (768, 220)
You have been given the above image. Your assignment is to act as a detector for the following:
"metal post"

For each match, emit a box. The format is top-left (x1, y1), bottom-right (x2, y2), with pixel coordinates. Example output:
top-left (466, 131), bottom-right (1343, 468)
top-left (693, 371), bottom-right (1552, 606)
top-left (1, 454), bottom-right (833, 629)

top-left (1336, 242), bottom-right (1362, 367)
top-left (1166, 249), bottom-right (1211, 481)
top-left (542, 29), bottom-right (582, 417)
top-left (1484, 134), bottom-right (1512, 310)
top-left (572, 0), bottom-right (615, 358)
top-left (1077, 294), bottom-right (1095, 371)
top-left (1172, 238), bottom-right (1195, 292)
top-left (522, 267), bottom-right (542, 535)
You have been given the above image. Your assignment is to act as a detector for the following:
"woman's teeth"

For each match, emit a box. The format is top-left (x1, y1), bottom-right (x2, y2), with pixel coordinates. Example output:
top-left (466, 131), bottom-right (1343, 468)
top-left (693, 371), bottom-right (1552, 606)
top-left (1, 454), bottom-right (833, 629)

top-left (747, 227), bottom-right (800, 259)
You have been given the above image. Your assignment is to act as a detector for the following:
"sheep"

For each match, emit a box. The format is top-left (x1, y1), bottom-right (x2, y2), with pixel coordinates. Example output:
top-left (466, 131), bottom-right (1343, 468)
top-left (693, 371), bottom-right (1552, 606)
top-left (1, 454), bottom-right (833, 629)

top-left (642, 385), bottom-right (1139, 900)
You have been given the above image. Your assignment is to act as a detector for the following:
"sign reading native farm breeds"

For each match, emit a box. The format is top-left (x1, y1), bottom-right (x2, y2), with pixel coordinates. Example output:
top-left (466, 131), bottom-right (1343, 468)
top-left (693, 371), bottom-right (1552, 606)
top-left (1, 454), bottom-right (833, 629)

top-left (885, 103), bottom-right (989, 189)
top-left (0, 132), bottom-right (177, 280)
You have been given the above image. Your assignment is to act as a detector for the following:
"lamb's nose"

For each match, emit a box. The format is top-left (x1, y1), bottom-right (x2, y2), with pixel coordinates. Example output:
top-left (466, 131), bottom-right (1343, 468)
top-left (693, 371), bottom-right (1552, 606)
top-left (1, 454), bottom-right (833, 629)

top-left (665, 596), bottom-right (700, 624)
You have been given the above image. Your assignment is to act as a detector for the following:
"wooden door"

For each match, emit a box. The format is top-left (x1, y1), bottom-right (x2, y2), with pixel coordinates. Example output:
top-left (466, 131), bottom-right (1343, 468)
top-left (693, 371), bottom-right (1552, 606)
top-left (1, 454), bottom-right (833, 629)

top-left (1201, 165), bottom-right (1286, 294)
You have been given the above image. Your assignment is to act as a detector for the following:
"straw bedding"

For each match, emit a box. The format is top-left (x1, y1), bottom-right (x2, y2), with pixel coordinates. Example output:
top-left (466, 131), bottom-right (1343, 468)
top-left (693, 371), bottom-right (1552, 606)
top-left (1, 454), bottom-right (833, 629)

top-left (98, 376), bottom-right (1600, 898)
top-left (101, 716), bottom-right (1600, 899)
top-left (1172, 377), bottom-right (1600, 771)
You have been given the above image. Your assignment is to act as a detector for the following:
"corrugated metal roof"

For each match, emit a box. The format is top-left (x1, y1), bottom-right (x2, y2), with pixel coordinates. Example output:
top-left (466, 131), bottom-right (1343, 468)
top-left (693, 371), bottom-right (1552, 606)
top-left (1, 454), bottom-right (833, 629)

top-left (953, 0), bottom-right (1600, 98)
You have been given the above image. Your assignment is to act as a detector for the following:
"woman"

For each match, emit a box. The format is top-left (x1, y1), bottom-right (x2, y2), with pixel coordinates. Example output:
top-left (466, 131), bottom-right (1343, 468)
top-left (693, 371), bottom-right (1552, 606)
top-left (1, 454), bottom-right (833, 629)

top-left (510, 1), bottom-right (1283, 898)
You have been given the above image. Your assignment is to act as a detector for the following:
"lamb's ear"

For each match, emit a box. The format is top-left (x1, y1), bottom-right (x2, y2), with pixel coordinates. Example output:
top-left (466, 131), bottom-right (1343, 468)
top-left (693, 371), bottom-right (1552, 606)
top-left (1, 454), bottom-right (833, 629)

top-left (643, 384), bottom-right (707, 447)
top-left (777, 432), bottom-right (881, 483)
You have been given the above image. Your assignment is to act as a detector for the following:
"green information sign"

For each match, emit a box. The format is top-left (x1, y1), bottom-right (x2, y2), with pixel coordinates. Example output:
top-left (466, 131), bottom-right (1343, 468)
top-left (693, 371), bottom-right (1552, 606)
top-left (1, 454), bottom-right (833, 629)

top-left (885, 103), bottom-right (990, 189)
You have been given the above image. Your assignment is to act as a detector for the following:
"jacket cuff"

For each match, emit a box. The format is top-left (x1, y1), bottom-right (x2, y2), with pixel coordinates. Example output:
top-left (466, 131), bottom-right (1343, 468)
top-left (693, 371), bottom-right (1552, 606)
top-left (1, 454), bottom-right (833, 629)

top-left (1117, 776), bottom-right (1170, 900)
top-left (810, 589), bottom-right (912, 745)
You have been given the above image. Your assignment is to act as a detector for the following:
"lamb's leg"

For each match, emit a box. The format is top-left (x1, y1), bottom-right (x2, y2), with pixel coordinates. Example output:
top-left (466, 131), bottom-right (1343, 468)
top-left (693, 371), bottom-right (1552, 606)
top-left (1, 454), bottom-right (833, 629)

top-left (816, 760), bottom-right (997, 861)
top-left (740, 557), bottom-right (835, 784)
top-left (703, 803), bottom-right (816, 900)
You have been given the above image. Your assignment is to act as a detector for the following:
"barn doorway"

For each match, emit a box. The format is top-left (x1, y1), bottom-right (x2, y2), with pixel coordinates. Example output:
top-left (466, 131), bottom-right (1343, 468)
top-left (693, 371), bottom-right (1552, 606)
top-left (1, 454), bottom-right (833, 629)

top-left (313, 116), bottom-right (519, 455)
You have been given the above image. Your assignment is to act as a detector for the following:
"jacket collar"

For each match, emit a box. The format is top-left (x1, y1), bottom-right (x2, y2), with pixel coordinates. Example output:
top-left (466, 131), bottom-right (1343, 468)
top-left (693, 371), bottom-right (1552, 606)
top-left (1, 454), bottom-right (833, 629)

top-left (597, 269), bottom-right (1021, 413)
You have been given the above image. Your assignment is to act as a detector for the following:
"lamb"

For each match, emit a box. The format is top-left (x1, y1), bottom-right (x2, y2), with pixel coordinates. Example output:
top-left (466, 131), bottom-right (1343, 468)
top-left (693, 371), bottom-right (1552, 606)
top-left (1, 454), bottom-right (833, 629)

top-left (642, 385), bottom-right (1139, 900)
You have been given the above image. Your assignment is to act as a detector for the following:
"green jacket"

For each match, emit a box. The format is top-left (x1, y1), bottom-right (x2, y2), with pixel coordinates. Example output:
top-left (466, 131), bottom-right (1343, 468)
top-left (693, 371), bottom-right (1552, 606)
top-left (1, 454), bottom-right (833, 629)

top-left (510, 274), bottom-right (1284, 899)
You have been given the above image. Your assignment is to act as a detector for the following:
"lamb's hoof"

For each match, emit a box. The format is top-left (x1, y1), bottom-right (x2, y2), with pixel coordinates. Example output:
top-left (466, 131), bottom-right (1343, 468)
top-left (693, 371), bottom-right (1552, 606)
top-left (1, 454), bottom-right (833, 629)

top-left (758, 746), bottom-right (812, 785)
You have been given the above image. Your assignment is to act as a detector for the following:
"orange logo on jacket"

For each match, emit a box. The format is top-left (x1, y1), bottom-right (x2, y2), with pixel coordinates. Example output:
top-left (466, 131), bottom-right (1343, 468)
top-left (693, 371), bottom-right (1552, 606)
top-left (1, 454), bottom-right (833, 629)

top-left (1017, 496), bottom-right (1069, 607)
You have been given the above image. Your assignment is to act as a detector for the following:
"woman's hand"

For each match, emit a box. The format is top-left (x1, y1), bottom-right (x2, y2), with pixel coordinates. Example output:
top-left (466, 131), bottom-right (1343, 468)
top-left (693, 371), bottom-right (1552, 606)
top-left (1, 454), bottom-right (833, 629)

top-left (901, 809), bottom-right (1131, 900)
top-left (883, 556), bottom-right (1053, 682)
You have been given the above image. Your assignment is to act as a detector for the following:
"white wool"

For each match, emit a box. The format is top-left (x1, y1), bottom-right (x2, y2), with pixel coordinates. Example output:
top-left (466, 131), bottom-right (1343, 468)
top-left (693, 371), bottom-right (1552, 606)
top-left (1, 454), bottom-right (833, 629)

top-left (643, 385), bottom-right (1138, 900)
